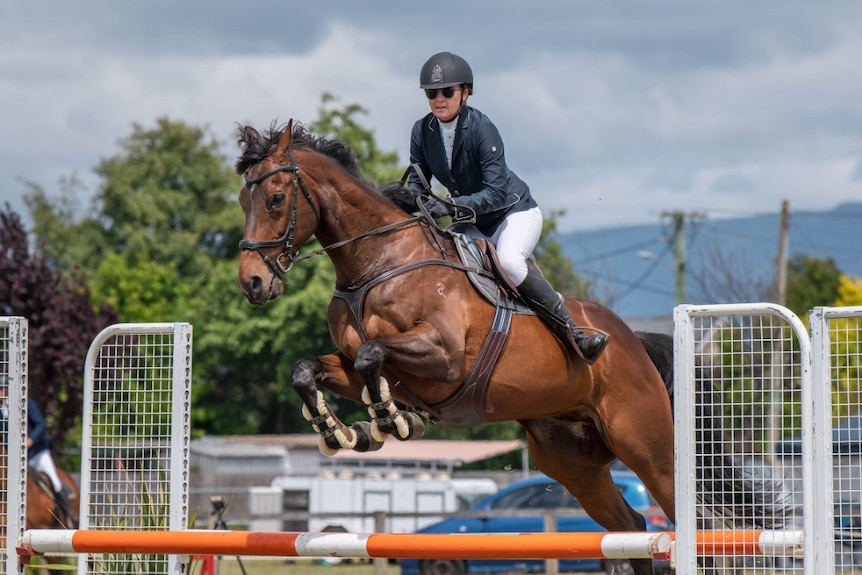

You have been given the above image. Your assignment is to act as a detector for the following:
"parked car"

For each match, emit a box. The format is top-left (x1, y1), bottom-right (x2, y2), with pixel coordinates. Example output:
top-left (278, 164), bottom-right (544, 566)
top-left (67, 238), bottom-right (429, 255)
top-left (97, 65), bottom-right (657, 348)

top-left (399, 470), bottom-right (672, 575)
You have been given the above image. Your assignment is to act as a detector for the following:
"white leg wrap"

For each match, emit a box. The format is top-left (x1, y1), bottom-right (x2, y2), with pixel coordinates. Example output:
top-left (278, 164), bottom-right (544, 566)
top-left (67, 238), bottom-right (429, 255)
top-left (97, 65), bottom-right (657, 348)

top-left (334, 425), bottom-right (357, 450)
top-left (377, 377), bottom-right (391, 402)
top-left (303, 391), bottom-right (357, 453)
top-left (317, 435), bottom-right (338, 456)
top-left (371, 420), bottom-right (390, 442)
top-left (393, 412), bottom-right (410, 438)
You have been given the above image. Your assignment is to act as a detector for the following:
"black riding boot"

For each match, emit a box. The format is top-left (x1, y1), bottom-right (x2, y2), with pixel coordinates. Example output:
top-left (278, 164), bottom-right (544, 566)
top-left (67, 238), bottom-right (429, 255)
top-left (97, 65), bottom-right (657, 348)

top-left (517, 264), bottom-right (609, 365)
top-left (54, 485), bottom-right (76, 527)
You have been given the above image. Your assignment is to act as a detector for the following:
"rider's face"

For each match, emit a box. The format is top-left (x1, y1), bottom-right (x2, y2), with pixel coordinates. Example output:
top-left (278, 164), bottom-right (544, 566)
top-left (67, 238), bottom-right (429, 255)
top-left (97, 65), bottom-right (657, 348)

top-left (427, 85), bottom-right (465, 122)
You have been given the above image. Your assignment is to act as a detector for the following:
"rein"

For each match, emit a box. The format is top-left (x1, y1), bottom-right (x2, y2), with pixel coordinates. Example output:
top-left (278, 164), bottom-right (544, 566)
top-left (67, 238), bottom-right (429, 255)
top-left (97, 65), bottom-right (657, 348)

top-left (239, 149), bottom-right (423, 284)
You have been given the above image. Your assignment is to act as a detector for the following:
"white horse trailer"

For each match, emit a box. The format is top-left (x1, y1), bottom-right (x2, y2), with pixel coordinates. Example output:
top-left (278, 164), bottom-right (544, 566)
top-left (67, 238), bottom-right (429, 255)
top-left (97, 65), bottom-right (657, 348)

top-left (250, 474), bottom-right (498, 533)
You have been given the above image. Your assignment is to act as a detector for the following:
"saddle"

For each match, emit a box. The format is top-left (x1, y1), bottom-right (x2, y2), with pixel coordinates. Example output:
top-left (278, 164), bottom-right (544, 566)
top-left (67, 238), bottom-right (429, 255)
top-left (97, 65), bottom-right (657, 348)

top-left (450, 233), bottom-right (534, 315)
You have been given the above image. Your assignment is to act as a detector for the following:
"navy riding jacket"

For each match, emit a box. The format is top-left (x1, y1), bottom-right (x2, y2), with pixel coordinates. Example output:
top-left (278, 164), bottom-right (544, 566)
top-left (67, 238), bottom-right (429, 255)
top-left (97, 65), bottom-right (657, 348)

top-left (408, 106), bottom-right (537, 236)
top-left (27, 398), bottom-right (50, 458)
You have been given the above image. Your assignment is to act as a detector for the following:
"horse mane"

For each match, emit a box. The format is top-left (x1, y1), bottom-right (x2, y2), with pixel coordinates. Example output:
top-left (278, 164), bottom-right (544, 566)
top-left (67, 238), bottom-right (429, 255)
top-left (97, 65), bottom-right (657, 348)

top-left (379, 182), bottom-right (419, 213)
top-left (235, 121), bottom-right (422, 216)
top-left (234, 121), bottom-right (366, 182)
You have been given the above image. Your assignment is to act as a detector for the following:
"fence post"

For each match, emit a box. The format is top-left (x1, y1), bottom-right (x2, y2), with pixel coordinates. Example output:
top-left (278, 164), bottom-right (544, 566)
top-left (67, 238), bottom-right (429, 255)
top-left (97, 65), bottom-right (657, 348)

top-left (373, 511), bottom-right (388, 575)
top-left (543, 511), bottom-right (559, 575)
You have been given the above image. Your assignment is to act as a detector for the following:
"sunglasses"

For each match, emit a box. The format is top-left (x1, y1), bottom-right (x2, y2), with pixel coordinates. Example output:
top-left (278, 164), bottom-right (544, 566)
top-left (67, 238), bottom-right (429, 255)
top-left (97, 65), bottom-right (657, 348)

top-left (424, 86), bottom-right (459, 99)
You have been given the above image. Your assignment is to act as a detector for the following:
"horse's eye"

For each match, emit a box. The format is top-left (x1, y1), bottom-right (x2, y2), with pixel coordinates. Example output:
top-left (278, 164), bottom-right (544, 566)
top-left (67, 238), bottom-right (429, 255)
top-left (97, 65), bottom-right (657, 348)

top-left (268, 193), bottom-right (285, 210)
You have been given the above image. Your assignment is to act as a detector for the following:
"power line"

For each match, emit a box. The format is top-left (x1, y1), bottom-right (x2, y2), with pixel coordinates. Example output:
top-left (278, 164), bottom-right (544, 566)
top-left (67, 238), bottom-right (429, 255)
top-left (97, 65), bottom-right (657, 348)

top-left (571, 236), bottom-right (668, 265)
top-left (613, 241), bottom-right (676, 303)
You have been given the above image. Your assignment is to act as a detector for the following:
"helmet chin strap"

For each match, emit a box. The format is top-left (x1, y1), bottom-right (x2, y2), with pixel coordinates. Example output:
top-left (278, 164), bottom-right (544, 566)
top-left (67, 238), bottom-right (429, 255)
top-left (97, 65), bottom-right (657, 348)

top-left (439, 93), bottom-right (468, 123)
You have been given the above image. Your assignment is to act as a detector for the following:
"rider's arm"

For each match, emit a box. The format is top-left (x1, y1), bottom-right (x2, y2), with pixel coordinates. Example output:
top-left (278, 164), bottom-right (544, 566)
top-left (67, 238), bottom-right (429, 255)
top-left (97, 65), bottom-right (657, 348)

top-left (407, 120), bottom-right (434, 197)
top-left (27, 399), bottom-right (47, 447)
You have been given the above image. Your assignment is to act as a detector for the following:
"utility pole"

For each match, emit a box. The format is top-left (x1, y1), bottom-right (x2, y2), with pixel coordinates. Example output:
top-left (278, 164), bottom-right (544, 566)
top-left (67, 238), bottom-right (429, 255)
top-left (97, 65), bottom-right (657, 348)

top-left (661, 211), bottom-right (703, 305)
top-left (671, 212), bottom-right (687, 304)
top-left (776, 200), bottom-right (790, 306)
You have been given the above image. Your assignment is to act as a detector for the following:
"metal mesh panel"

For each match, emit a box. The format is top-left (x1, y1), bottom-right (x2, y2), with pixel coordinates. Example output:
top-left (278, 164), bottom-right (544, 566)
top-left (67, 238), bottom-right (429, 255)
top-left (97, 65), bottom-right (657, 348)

top-left (0, 317), bottom-right (27, 575)
top-left (818, 307), bottom-right (862, 573)
top-left (79, 323), bottom-right (191, 575)
top-left (675, 304), bottom-right (814, 575)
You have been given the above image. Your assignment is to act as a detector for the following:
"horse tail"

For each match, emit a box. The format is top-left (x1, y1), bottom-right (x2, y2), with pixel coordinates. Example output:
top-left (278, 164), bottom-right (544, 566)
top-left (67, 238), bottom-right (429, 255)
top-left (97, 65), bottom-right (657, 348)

top-left (636, 330), bottom-right (792, 529)
top-left (635, 331), bottom-right (674, 404)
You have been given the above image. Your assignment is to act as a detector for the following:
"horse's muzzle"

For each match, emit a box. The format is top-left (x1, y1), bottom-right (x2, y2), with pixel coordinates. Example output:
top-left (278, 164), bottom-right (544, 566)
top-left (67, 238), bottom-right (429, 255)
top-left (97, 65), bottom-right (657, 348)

top-left (237, 256), bottom-right (284, 304)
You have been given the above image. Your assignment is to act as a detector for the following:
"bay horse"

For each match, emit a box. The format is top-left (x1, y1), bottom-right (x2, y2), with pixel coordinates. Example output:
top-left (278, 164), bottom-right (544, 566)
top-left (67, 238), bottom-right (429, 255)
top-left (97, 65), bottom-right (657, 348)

top-left (235, 121), bottom-right (785, 575)
top-left (27, 465), bottom-right (79, 529)
top-left (1, 447), bottom-right (79, 552)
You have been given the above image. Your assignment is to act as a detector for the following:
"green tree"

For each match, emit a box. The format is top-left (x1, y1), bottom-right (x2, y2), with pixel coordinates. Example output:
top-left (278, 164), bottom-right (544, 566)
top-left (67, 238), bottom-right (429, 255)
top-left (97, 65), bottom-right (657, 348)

top-left (836, 275), bottom-right (862, 306)
top-left (785, 254), bottom-right (842, 318)
top-left (0, 207), bottom-right (118, 454)
top-left (308, 93), bottom-right (403, 186)
top-left (831, 275), bottom-right (862, 422)
top-left (535, 209), bottom-right (596, 300)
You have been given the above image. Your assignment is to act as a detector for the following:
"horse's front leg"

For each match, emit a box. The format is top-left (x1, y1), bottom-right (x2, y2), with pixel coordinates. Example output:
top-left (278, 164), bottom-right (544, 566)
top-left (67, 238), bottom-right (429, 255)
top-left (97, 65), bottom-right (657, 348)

top-left (291, 352), bottom-right (384, 454)
top-left (354, 326), bottom-right (457, 443)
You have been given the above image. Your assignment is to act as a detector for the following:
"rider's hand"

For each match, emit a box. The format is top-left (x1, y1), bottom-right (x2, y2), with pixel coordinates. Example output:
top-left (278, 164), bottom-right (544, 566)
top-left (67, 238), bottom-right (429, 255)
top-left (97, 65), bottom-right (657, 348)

top-left (426, 200), bottom-right (454, 219)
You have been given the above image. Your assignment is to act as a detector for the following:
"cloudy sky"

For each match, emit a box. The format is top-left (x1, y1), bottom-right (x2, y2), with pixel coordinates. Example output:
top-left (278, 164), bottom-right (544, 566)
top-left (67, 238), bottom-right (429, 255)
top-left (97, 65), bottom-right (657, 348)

top-left (2, 1), bottom-right (860, 233)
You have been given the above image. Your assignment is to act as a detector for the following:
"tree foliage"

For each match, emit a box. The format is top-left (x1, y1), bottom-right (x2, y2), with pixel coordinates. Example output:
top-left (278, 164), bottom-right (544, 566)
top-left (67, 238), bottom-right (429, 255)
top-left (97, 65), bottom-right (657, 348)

top-left (0, 207), bottom-right (118, 451)
top-left (835, 275), bottom-right (862, 307)
top-left (535, 209), bottom-right (596, 300)
top-left (785, 254), bottom-right (842, 317)
top-left (308, 94), bottom-right (403, 186)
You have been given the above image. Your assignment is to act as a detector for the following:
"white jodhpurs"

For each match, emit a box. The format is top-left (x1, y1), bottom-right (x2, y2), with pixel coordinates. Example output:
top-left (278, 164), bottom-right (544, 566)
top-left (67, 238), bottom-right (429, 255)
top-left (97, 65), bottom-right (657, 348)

top-left (30, 449), bottom-right (63, 492)
top-left (462, 206), bottom-right (543, 286)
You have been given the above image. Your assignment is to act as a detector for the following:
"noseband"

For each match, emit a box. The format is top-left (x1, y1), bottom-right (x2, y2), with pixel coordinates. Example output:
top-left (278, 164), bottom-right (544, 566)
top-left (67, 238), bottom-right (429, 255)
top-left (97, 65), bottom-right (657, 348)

top-left (238, 149), bottom-right (320, 283)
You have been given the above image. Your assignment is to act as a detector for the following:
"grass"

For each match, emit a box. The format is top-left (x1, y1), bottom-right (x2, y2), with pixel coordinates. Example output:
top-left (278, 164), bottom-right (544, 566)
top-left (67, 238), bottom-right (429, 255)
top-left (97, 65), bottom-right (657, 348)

top-left (210, 558), bottom-right (601, 575)
top-left (202, 558), bottom-right (381, 575)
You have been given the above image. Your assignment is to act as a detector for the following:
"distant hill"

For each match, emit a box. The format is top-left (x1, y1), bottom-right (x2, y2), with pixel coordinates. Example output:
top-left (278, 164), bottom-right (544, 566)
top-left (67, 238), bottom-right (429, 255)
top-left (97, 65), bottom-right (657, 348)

top-left (559, 202), bottom-right (862, 319)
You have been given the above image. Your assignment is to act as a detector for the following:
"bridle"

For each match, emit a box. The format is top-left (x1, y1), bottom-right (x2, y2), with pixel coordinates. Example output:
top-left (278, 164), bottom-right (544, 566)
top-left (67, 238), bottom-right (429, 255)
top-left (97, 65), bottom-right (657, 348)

top-left (238, 148), bottom-right (422, 285)
top-left (238, 149), bottom-right (320, 283)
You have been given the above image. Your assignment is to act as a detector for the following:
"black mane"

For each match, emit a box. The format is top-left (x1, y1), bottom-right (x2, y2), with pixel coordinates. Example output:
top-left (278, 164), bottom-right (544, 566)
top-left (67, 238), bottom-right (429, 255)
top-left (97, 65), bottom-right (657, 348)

top-left (234, 121), bottom-right (365, 181)
top-left (234, 120), bottom-right (420, 215)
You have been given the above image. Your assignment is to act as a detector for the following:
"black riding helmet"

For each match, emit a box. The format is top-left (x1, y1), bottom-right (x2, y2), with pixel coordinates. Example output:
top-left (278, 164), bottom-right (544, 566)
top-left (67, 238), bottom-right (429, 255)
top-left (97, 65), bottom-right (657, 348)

top-left (419, 52), bottom-right (474, 93)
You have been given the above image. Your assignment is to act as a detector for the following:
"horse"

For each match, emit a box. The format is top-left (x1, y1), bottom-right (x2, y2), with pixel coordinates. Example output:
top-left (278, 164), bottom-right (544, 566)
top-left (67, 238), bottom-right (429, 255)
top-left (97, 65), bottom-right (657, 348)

top-left (234, 121), bottom-right (786, 575)
top-left (27, 465), bottom-right (80, 529)
top-left (1, 447), bottom-right (79, 555)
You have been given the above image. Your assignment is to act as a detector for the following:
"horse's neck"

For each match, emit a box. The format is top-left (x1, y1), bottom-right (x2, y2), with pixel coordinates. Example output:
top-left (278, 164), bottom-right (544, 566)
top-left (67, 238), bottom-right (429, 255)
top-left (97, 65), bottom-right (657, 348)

top-left (315, 179), bottom-right (427, 285)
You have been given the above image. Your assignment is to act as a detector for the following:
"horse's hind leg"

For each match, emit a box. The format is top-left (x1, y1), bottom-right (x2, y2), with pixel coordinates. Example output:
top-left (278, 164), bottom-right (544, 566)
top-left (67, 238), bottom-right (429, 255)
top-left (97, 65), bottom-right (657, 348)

top-left (522, 418), bottom-right (658, 575)
top-left (291, 353), bottom-right (385, 454)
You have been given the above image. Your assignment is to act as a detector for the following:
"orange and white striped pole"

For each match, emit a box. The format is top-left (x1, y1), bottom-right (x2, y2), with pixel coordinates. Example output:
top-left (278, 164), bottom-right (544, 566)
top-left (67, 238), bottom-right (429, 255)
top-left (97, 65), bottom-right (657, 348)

top-left (19, 530), bottom-right (673, 561)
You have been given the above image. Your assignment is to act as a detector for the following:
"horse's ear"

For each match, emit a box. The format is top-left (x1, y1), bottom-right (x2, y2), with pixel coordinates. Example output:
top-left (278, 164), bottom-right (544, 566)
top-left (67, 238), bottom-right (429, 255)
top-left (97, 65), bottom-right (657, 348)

top-left (239, 125), bottom-right (261, 152)
top-left (277, 119), bottom-right (293, 152)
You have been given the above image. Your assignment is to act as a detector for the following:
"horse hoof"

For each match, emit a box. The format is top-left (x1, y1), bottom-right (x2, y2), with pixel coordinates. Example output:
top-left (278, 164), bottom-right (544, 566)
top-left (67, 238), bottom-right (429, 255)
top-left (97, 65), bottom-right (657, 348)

top-left (407, 412), bottom-right (427, 439)
top-left (352, 422), bottom-right (387, 451)
top-left (390, 411), bottom-right (426, 441)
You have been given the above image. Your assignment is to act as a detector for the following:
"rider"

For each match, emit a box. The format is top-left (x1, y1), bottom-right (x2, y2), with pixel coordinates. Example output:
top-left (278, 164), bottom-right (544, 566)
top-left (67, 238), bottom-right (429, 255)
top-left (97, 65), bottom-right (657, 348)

top-left (406, 51), bottom-right (609, 364)
top-left (0, 379), bottom-right (75, 521)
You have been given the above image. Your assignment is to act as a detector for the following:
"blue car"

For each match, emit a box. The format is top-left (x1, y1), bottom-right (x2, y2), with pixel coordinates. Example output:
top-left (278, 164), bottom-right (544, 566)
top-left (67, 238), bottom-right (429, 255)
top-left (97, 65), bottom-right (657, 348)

top-left (399, 470), bottom-right (672, 575)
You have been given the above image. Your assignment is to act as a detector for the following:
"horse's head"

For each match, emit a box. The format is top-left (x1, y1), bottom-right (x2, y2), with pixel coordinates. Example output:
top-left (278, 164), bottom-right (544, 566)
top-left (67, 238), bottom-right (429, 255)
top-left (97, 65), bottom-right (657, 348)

top-left (235, 120), bottom-right (321, 304)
